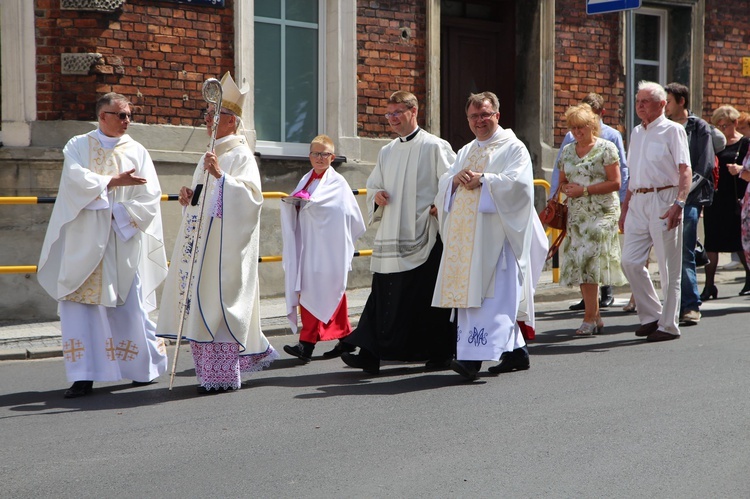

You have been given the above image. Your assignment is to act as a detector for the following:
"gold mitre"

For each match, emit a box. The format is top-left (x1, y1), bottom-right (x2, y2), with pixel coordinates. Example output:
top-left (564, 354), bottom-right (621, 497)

top-left (219, 71), bottom-right (248, 118)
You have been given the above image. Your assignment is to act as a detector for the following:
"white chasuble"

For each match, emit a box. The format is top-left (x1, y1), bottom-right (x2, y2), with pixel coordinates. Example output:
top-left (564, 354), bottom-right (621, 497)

top-left (281, 167), bottom-right (366, 332)
top-left (432, 127), bottom-right (548, 332)
top-left (366, 130), bottom-right (455, 273)
top-left (157, 135), bottom-right (271, 356)
top-left (37, 130), bottom-right (168, 382)
top-left (38, 131), bottom-right (167, 309)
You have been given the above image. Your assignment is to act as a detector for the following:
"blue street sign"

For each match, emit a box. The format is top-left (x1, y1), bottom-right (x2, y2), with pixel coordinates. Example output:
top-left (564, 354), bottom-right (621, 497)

top-left (587, 0), bottom-right (641, 15)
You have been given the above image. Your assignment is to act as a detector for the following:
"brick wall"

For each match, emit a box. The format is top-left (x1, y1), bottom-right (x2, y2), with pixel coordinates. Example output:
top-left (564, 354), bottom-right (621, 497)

top-left (35, 0), bottom-right (234, 125)
top-left (703, 0), bottom-right (750, 121)
top-left (554, 0), bottom-right (625, 147)
top-left (356, 0), bottom-right (427, 138)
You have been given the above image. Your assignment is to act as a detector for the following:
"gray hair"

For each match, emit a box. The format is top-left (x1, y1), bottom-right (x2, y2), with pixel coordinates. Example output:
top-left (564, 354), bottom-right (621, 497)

top-left (637, 81), bottom-right (667, 102)
top-left (465, 91), bottom-right (499, 113)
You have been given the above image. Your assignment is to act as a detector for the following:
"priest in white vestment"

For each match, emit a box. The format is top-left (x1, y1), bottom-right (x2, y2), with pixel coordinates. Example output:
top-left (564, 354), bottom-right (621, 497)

top-left (432, 92), bottom-right (548, 381)
top-left (157, 73), bottom-right (278, 394)
top-left (280, 134), bottom-right (366, 363)
top-left (341, 91), bottom-right (457, 375)
top-left (37, 93), bottom-right (169, 398)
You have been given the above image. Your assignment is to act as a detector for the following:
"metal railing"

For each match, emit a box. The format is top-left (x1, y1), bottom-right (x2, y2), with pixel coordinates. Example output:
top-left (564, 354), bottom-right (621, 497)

top-left (0, 180), bottom-right (552, 275)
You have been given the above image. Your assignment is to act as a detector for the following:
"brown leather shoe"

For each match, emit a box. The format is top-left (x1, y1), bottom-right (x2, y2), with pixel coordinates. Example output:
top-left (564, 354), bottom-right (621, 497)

top-left (646, 330), bottom-right (680, 342)
top-left (635, 320), bottom-right (659, 337)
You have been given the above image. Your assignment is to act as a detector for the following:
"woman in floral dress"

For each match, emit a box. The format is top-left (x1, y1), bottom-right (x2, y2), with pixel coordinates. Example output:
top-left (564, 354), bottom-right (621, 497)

top-left (558, 104), bottom-right (626, 335)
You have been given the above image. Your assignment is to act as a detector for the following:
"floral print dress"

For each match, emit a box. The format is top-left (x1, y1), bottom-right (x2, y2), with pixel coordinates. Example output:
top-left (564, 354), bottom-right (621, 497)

top-left (559, 138), bottom-right (626, 287)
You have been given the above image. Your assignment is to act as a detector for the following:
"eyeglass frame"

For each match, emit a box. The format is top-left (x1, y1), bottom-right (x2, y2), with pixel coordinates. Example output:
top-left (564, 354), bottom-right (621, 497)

top-left (384, 107), bottom-right (414, 120)
top-left (309, 152), bottom-right (334, 159)
top-left (103, 111), bottom-right (132, 121)
top-left (466, 111), bottom-right (498, 123)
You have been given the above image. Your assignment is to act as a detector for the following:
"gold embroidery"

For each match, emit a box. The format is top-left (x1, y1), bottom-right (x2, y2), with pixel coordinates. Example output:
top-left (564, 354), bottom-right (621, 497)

top-left (439, 143), bottom-right (491, 308)
top-left (63, 339), bottom-right (85, 363)
top-left (63, 261), bottom-right (103, 304)
top-left (115, 340), bottom-right (139, 361)
top-left (105, 338), bottom-right (116, 361)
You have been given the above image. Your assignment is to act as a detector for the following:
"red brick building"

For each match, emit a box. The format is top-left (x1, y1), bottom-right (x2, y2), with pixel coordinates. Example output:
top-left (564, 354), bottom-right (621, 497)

top-left (1, 0), bottom-right (749, 319)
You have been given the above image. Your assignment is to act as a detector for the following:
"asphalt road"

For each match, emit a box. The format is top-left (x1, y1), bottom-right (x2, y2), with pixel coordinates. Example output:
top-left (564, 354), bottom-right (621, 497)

top-left (1, 283), bottom-right (749, 498)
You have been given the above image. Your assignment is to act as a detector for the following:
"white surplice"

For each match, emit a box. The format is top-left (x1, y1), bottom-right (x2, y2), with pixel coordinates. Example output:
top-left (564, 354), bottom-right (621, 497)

top-left (37, 130), bottom-right (168, 382)
top-left (432, 128), bottom-right (548, 361)
top-left (280, 167), bottom-right (366, 332)
top-left (366, 129), bottom-right (456, 273)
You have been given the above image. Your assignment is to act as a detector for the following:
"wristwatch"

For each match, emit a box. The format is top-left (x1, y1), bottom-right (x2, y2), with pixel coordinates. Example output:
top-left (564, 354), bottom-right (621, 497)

top-left (582, 186), bottom-right (589, 197)
top-left (673, 199), bottom-right (685, 209)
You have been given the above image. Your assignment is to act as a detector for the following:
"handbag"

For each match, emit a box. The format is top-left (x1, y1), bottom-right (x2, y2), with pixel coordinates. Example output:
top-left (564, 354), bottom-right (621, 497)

top-left (539, 190), bottom-right (568, 230)
top-left (540, 187), bottom-right (568, 259)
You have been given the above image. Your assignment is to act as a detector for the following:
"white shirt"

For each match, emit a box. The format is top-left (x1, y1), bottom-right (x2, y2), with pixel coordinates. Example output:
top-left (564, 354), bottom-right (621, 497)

top-left (628, 113), bottom-right (691, 190)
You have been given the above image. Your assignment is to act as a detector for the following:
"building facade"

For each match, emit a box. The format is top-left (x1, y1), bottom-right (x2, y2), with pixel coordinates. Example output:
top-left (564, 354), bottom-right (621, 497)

top-left (1, 0), bottom-right (748, 320)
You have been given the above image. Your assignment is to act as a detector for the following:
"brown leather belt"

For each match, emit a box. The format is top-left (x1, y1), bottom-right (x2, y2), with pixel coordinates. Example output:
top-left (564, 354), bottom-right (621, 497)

top-left (632, 185), bottom-right (677, 194)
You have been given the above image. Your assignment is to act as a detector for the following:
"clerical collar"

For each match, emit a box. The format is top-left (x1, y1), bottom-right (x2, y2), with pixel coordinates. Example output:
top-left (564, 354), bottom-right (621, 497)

top-left (97, 128), bottom-right (122, 149)
top-left (399, 127), bottom-right (420, 142)
top-left (477, 127), bottom-right (503, 147)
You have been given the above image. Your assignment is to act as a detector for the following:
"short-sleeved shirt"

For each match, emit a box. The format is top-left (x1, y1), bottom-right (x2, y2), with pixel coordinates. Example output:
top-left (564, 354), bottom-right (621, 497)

top-left (627, 114), bottom-right (691, 190)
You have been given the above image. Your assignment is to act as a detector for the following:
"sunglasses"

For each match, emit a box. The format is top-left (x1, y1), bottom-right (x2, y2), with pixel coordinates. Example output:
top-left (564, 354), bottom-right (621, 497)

top-left (103, 111), bottom-right (132, 120)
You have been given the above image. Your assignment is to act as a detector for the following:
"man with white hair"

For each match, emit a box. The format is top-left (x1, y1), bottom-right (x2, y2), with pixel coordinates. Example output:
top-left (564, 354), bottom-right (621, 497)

top-left (157, 72), bottom-right (278, 393)
top-left (619, 81), bottom-right (692, 342)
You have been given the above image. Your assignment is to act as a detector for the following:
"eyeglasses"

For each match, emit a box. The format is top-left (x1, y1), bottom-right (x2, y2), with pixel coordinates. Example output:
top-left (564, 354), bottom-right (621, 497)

top-left (467, 112), bottom-right (497, 122)
top-left (309, 152), bottom-right (333, 159)
top-left (103, 111), bottom-right (132, 121)
top-left (716, 123), bottom-right (735, 130)
top-left (385, 109), bottom-right (411, 119)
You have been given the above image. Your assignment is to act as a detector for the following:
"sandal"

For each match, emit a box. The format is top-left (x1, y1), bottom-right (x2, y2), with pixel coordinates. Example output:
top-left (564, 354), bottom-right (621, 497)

top-left (594, 316), bottom-right (604, 334)
top-left (622, 295), bottom-right (637, 313)
top-left (575, 321), bottom-right (596, 336)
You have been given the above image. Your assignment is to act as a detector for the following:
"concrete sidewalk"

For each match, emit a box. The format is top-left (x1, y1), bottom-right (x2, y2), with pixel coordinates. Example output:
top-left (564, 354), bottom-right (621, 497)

top-left (1, 257), bottom-right (746, 361)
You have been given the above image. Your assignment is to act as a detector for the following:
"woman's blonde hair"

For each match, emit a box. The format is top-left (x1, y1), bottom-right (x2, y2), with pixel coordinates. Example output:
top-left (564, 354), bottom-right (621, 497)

top-left (564, 103), bottom-right (601, 137)
top-left (711, 105), bottom-right (740, 125)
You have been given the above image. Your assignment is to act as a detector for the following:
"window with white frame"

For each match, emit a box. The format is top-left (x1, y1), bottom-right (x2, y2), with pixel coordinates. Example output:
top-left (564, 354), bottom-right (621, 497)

top-left (633, 7), bottom-right (667, 85)
top-left (254, 1), bottom-right (324, 155)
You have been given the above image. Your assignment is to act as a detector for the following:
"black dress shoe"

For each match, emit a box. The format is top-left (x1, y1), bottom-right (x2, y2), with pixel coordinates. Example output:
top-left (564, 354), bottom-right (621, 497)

top-left (131, 380), bottom-right (155, 387)
top-left (424, 358), bottom-right (452, 370)
top-left (341, 351), bottom-right (380, 374)
top-left (322, 341), bottom-right (356, 359)
top-left (488, 348), bottom-right (530, 374)
top-left (739, 278), bottom-right (750, 296)
top-left (451, 360), bottom-right (481, 381)
top-left (646, 330), bottom-right (680, 342)
top-left (599, 295), bottom-right (615, 307)
top-left (635, 320), bottom-right (659, 337)
top-left (64, 380), bottom-right (93, 399)
top-left (283, 341), bottom-right (314, 363)
top-left (568, 299), bottom-right (585, 311)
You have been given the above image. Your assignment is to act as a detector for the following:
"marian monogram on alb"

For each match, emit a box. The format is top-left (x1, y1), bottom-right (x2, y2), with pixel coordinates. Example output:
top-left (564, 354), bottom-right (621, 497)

top-left (439, 142), bottom-right (493, 308)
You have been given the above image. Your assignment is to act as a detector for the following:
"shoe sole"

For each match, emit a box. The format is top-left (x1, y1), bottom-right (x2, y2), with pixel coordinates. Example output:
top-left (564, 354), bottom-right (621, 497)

top-left (450, 361), bottom-right (478, 381)
top-left (341, 354), bottom-right (380, 375)
top-left (488, 364), bottom-right (530, 374)
top-left (283, 346), bottom-right (312, 363)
